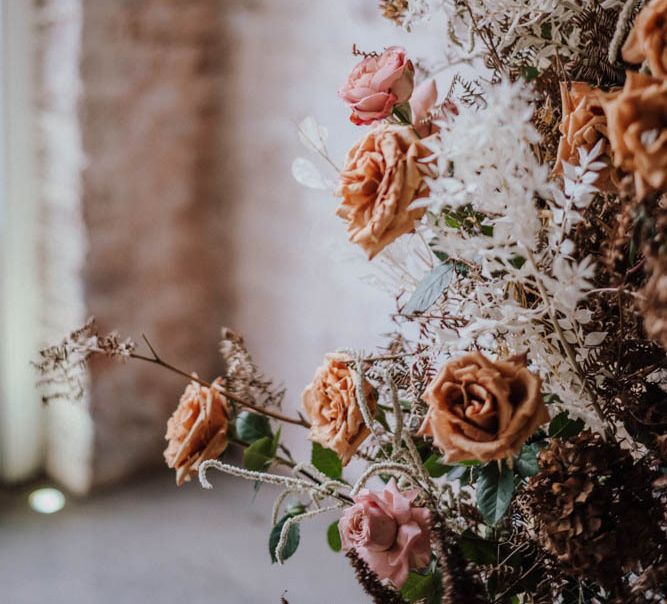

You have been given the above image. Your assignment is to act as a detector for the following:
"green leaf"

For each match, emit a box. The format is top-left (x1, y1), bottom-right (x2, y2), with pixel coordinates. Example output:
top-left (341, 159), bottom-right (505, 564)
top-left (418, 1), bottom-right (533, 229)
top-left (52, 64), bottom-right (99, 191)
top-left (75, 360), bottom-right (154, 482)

top-left (459, 529), bottom-right (497, 565)
top-left (236, 411), bottom-right (272, 443)
top-left (311, 442), bottom-right (342, 480)
top-left (476, 462), bottom-right (515, 525)
top-left (269, 513), bottom-right (301, 564)
top-left (516, 442), bottom-right (542, 479)
top-left (326, 521), bottom-right (342, 552)
top-left (400, 572), bottom-right (436, 603)
top-left (548, 411), bottom-right (584, 439)
top-left (404, 263), bottom-right (454, 315)
top-left (243, 436), bottom-right (275, 471)
top-left (423, 454), bottom-right (450, 478)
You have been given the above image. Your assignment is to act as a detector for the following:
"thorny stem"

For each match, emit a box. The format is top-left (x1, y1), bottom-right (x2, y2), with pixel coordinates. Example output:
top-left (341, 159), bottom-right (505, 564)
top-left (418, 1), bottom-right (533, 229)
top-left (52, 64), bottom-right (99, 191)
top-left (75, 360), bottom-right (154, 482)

top-left (131, 336), bottom-right (311, 429)
top-left (525, 251), bottom-right (613, 439)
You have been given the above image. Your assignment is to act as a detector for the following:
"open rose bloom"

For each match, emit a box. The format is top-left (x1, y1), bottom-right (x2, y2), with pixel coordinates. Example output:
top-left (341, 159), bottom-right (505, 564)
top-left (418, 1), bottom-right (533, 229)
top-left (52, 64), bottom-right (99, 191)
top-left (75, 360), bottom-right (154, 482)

top-left (302, 353), bottom-right (376, 465)
top-left (164, 377), bottom-right (230, 486)
top-left (419, 352), bottom-right (549, 463)
top-left (339, 479), bottom-right (431, 588)
top-left (339, 46), bottom-right (414, 125)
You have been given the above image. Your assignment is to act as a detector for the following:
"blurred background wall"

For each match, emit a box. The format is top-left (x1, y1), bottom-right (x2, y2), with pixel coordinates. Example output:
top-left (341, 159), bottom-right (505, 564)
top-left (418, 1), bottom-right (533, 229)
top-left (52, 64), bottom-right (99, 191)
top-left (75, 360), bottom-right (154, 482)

top-left (1, 0), bottom-right (441, 601)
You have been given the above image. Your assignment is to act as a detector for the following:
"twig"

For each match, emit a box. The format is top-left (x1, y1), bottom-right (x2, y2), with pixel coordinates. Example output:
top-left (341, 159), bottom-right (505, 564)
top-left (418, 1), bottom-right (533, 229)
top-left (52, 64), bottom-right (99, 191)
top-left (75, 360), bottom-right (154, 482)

top-left (131, 336), bottom-right (310, 428)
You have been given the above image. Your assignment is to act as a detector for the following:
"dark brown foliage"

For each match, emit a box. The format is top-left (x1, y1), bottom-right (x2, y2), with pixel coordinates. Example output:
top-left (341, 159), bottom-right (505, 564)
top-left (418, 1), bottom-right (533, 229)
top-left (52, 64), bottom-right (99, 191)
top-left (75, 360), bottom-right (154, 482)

top-left (345, 549), bottom-right (406, 604)
top-left (525, 431), bottom-right (666, 594)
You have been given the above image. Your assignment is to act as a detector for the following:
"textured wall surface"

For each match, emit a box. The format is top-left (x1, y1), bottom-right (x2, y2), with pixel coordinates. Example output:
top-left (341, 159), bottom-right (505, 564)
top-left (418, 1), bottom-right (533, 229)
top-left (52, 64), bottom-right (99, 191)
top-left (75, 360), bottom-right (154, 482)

top-left (80, 0), bottom-right (226, 487)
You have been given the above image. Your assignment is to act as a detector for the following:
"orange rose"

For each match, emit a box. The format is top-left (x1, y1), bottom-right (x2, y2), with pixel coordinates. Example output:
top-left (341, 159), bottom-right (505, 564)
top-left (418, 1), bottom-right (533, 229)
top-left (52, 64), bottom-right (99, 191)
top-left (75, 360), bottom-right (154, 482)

top-left (337, 124), bottom-right (431, 260)
top-left (302, 353), bottom-right (376, 465)
top-left (622, 0), bottom-right (667, 77)
top-left (554, 81), bottom-right (619, 190)
top-left (418, 352), bottom-right (549, 463)
top-left (602, 72), bottom-right (667, 198)
top-left (164, 377), bottom-right (230, 486)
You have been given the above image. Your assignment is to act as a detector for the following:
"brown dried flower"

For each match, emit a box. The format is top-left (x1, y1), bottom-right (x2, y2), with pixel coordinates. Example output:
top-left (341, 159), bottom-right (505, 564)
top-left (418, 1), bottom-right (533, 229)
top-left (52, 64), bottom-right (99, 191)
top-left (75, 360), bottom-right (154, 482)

top-left (554, 81), bottom-right (619, 190)
top-left (418, 352), bottom-right (548, 463)
top-left (602, 72), bottom-right (667, 198)
top-left (380, 0), bottom-right (409, 26)
top-left (302, 353), bottom-right (376, 465)
top-left (622, 0), bottom-right (667, 77)
top-left (337, 124), bottom-right (431, 260)
top-left (525, 431), bottom-right (665, 588)
top-left (164, 377), bottom-right (230, 486)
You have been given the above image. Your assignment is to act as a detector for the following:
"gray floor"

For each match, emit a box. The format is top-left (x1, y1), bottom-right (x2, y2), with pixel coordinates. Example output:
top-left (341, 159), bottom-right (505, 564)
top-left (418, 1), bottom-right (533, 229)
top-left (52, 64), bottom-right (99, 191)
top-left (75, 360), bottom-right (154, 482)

top-left (0, 470), bottom-right (366, 604)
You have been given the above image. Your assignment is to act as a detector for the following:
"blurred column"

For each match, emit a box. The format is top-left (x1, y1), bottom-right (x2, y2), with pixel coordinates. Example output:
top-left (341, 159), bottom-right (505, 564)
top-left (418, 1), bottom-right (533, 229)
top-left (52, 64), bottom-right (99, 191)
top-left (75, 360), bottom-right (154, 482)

top-left (37, 0), bottom-right (225, 492)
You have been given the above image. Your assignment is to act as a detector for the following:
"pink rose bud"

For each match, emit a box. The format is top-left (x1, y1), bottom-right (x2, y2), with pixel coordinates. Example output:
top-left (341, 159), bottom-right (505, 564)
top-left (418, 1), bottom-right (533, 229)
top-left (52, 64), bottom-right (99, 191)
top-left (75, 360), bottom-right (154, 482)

top-left (339, 46), bottom-right (415, 126)
top-left (338, 479), bottom-right (432, 588)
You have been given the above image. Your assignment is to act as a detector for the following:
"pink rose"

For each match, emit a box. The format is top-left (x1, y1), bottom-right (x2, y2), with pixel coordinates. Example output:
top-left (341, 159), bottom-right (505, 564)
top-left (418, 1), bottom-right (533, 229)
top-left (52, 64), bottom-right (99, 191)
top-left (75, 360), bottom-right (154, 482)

top-left (409, 79), bottom-right (458, 137)
top-left (339, 479), bottom-right (431, 588)
top-left (339, 46), bottom-right (415, 126)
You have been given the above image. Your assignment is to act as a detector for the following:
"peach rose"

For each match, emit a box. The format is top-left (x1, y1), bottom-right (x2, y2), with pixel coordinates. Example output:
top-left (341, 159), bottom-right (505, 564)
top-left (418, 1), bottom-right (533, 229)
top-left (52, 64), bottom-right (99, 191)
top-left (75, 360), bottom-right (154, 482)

top-left (622, 0), bottom-right (667, 77)
top-left (339, 46), bottom-right (414, 126)
top-left (337, 124), bottom-right (431, 259)
top-left (554, 81), bottom-right (619, 190)
top-left (602, 71), bottom-right (667, 198)
top-left (418, 352), bottom-right (549, 463)
top-left (339, 478), bottom-right (431, 588)
top-left (164, 377), bottom-right (230, 486)
top-left (302, 353), bottom-right (376, 465)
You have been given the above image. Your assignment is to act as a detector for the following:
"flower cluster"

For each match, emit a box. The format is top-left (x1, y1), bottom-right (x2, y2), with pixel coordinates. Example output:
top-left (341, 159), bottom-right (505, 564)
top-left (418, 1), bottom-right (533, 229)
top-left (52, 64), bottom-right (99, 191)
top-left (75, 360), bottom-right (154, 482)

top-left (38, 2), bottom-right (667, 603)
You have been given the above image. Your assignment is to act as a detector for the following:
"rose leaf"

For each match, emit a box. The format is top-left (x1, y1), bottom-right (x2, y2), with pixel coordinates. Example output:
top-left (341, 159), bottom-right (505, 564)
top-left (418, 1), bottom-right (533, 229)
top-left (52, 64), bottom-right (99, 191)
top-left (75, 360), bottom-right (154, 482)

top-left (403, 262), bottom-right (455, 315)
top-left (548, 411), bottom-right (584, 439)
top-left (326, 521), bottom-right (342, 553)
top-left (400, 572), bottom-right (434, 602)
top-left (476, 462), bottom-right (515, 525)
top-left (236, 411), bottom-right (273, 443)
top-left (243, 436), bottom-right (275, 472)
top-left (423, 453), bottom-right (451, 478)
top-left (516, 443), bottom-right (542, 479)
top-left (311, 442), bottom-right (342, 480)
top-left (269, 513), bottom-right (301, 564)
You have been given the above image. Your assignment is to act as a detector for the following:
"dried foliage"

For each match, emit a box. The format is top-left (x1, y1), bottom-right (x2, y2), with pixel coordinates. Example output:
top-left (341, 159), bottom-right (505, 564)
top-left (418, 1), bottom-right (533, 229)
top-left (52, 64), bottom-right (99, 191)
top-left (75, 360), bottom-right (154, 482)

top-left (345, 549), bottom-right (406, 604)
top-left (219, 327), bottom-right (285, 409)
top-left (525, 431), bottom-right (666, 594)
top-left (34, 317), bottom-right (135, 403)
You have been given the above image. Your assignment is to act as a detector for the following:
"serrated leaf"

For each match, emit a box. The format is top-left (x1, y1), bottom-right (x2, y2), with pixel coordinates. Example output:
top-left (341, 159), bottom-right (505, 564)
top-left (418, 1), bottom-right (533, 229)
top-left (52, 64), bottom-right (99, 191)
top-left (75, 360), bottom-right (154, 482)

top-left (516, 443), bottom-right (541, 478)
top-left (476, 462), bottom-right (515, 525)
top-left (311, 442), bottom-right (342, 480)
top-left (327, 521), bottom-right (342, 552)
top-left (400, 572), bottom-right (436, 602)
top-left (291, 157), bottom-right (330, 190)
top-left (423, 454), bottom-right (450, 478)
top-left (297, 116), bottom-right (328, 154)
top-left (404, 263), bottom-right (454, 314)
top-left (269, 513), bottom-right (301, 564)
top-left (243, 436), bottom-right (275, 472)
top-left (548, 411), bottom-right (584, 439)
top-left (236, 411), bottom-right (272, 443)
top-left (459, 529), bottom-right (497, 564)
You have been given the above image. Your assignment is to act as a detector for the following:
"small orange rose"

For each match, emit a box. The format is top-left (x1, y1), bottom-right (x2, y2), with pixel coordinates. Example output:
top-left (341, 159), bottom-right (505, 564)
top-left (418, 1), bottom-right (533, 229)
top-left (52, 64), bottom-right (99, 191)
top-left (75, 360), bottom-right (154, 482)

top-left (602, 71), bottom-right (667, 198)
top-left (554, 81), bottom-right (619, 190)
top-left (337, 124), bottom-right (431, 260)
top-left (418, 352), bottom-right (549, 463)
top-left (622, 0), bottom-right (667, 77)
top-left (164, 377), bottom-right (230, 486)
top-left (302, 353), bottom-right (376, 465)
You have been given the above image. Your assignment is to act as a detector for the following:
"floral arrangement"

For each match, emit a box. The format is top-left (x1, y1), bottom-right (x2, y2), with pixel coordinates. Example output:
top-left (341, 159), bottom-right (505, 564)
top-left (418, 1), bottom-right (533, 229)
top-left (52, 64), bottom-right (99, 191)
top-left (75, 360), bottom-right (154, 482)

top-left (35, 1), bottom-right (667, 602)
